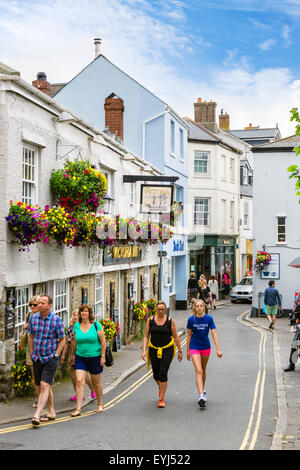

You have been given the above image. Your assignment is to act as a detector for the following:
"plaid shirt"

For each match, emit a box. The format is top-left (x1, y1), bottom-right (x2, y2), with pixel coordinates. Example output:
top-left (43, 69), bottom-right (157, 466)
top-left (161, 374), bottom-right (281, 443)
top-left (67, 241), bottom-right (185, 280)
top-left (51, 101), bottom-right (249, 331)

top-left (28, 312), bottom-right (65, 364)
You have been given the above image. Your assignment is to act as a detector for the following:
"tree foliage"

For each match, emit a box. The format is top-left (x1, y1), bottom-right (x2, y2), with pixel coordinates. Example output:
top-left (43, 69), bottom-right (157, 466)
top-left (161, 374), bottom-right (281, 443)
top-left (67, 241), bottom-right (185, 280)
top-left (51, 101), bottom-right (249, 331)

top-left (287, 108), bottom-right (300, 199)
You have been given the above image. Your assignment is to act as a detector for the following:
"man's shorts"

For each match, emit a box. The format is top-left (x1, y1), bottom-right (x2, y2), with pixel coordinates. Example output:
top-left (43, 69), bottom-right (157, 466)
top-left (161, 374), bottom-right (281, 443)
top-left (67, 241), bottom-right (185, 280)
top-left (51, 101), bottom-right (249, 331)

top-left (265, 305), bottom-right (278, 316)
top-left (75, 354), bottom-right (103, 375)
top-left (32, 357), bottom-right (59, 386)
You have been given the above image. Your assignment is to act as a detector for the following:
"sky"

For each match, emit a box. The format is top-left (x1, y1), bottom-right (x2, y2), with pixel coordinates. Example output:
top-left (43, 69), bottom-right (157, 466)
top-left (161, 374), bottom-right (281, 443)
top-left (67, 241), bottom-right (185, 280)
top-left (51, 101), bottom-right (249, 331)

top-left (1, 0), bottom-right (300, 136)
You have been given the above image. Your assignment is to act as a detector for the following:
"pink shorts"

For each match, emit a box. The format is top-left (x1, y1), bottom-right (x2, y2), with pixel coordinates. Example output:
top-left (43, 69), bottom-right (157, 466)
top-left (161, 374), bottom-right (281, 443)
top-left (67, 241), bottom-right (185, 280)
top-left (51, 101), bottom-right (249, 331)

top-left (190, 349), bottom-right (211, 356)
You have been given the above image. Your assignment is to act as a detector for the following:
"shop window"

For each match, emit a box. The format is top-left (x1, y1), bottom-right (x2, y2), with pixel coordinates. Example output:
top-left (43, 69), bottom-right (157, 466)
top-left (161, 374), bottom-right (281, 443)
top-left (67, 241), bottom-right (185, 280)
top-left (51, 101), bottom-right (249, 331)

top-left (277, 217), bottom-right (286, 243)
top-left (95, 274), bottom-right (104, 320)
top-left (22, 145), bottom-right (38, 205)
top-left (15, 285), bottom-right (32, 344)
top-left (194, 198), bottom-right (209, 226)
top-left (53, 279), bottom-right (69, 326)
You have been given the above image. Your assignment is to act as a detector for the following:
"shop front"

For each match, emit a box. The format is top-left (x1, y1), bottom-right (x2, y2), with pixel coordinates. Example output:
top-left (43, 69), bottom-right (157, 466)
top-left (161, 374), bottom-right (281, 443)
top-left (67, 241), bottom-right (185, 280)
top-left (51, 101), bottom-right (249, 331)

top-left (188, 235), bottom-right (237, 298)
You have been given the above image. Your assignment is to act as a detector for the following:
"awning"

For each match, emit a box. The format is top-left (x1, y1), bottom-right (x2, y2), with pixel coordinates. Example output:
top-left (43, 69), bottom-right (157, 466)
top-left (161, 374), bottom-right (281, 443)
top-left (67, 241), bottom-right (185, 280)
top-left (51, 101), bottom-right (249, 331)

top-left (288, 256), bottom-right (300, 268)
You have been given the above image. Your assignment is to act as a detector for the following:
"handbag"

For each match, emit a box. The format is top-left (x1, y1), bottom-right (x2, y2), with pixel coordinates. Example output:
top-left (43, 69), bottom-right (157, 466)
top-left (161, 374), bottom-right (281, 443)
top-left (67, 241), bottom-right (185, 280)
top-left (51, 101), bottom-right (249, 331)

top-left (20, 331), bottom-right (28, 349)
top-left (94, 322), bottom-right (114, 367)
top-left (105, 343), bottom-right (114, 367)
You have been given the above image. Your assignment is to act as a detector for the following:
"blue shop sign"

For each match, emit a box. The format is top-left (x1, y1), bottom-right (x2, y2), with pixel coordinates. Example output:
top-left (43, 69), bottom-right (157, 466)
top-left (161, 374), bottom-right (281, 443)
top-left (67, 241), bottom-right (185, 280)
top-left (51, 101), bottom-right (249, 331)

top-left (173, 239), bottom-right (185, 252)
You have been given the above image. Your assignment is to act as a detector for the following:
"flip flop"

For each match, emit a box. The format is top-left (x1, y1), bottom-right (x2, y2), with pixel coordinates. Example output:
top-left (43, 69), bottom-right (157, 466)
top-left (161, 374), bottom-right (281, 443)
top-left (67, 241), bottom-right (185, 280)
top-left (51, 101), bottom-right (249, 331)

top-left (70, 408), bottom-right (81, 417)
top-left (31, 417), bottom-right (40, 427)
top-left (40, 416), bottom-right (56, 422)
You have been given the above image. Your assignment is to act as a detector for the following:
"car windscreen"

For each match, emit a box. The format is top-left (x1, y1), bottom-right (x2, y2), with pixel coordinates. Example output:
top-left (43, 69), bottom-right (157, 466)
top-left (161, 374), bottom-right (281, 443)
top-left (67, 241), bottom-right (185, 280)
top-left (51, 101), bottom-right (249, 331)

top-left (239, 278), bottom-right (252, 286)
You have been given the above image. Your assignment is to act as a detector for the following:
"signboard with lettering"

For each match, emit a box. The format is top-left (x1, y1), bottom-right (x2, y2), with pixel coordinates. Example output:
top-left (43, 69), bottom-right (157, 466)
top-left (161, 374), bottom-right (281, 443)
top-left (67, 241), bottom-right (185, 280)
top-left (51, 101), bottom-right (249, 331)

top-left (103, 245), bottom-right (142, 265)
top-left (140, 184), bottom-right (173, 214)
top-left (261, 253), bottom-right (280, 280)
top-left (5, 288), bottom-right (16, 340)
top-left (114, 308), bottom-right (121, 352)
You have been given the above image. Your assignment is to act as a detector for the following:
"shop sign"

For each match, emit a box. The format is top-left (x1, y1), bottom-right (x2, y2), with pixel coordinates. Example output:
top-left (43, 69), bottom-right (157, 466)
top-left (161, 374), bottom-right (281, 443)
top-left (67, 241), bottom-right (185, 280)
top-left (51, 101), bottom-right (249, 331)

top-left (140, 184), bottom-right (173, 214)
top-left (5, 288), bottom-right (16, 340)
top-left (260, 253), bottom-right (280, 280)
top-left (173, 240), bottom-right (184, 252)
top-left (103, 245), bottom-right (142, 265)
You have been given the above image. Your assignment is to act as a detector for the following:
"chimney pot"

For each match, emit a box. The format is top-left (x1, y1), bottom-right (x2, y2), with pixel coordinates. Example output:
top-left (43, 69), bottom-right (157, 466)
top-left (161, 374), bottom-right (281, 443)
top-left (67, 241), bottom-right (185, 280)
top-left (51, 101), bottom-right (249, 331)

top-left (197, 98), bottom-right (202, 103)
top-left (32, 72), bottom-right (51, 96)
top-left (37, 72), bottom-right (47, 81)
top-left (94, 38), bottom-right (101, 58)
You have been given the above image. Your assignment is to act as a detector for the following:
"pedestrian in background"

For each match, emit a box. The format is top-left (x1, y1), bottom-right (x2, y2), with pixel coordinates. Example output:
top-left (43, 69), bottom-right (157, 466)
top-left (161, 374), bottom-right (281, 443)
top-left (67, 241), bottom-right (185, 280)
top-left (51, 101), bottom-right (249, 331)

top-left (186, 299), bottom-right (222, 408)
top-left (187, 272), bottom-right (198, 306)
top-left (28, 295), bottom-right (65, 426)
top-left (21, 295), bottom-right (40, 408)
top-left (264, 280), bottom-right (282, 329)
top-left (61, 309), bottom-right (96, 402)
top-left (198, 278), bottom-right (211, 312)
top-left (208, 276), bottom-right (218, 310)
top-left (142, 300), bottom-right (182, 408)
top-left (70, 304), bottom-right (106, 417)
top-left (222, 271), bottom-right (231, 299)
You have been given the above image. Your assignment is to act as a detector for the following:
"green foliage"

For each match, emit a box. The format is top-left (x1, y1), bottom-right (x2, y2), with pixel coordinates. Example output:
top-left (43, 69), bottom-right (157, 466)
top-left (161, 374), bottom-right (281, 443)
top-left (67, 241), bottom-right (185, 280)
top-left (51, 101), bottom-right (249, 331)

top-left (287, 108), bottom-right (300, 201)
top-left (11, 346), bottom-right (34, 397)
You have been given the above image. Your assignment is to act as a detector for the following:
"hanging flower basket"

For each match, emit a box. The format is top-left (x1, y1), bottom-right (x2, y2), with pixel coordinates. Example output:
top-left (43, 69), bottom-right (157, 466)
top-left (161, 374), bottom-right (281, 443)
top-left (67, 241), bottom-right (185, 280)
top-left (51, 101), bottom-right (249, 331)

top-left (254, 250), bottom-right (272, 273)
top-left (50, 158), bottom-right (107, 213)
top-left (6, 201), bottom-right (49, 250)
top-left (133, 301), bottom-right (150, 322)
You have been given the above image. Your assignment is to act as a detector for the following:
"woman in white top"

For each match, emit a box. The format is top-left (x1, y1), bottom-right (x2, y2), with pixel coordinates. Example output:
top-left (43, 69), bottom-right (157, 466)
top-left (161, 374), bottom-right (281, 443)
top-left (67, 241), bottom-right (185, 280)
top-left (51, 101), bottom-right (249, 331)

top-left (208, 276), bottom-right (218, 310)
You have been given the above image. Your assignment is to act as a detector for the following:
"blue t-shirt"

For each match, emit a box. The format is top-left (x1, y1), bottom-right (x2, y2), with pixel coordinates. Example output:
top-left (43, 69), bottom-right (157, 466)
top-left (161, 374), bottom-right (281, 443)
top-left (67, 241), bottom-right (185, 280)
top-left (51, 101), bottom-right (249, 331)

top-left (186, 314), bottom-right (216, 350)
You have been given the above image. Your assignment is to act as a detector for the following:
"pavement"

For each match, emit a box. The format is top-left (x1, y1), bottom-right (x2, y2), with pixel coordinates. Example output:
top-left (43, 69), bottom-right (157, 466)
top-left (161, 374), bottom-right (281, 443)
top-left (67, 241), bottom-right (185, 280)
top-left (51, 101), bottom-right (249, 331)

top-left (0, 300), bottom-right (299, 450)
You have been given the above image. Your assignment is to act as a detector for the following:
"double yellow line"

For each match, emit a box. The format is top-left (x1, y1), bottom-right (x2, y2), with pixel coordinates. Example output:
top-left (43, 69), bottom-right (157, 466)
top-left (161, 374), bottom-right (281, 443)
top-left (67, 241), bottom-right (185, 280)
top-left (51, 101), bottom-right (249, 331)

top-left (238, 312), bottom-right (267, 450)
top-left (0, 339), bottom-right (187, 436)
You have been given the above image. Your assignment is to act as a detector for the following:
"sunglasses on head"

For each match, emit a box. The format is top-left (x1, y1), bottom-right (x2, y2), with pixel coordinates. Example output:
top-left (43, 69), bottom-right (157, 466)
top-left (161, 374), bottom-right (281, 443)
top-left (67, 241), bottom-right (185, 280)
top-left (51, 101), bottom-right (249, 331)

top-left (29, 303), bottom-right (38, 307)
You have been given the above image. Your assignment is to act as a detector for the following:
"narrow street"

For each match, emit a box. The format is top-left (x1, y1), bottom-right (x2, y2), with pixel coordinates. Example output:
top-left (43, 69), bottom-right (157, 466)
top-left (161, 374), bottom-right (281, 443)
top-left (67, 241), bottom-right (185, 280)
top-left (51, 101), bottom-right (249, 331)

top-left (0, 304), bottom-right (277, 451)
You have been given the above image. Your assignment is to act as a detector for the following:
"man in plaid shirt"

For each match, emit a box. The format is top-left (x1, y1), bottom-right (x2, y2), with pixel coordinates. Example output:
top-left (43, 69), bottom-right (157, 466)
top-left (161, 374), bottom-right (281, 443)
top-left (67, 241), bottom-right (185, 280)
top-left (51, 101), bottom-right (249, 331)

top-left (28, 295), bottom-right (65, 426)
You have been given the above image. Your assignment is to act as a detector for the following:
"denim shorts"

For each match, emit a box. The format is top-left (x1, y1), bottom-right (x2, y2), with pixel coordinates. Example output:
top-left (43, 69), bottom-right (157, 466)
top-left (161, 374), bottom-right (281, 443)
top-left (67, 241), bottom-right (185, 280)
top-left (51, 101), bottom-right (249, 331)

top-left (75, 354), bottom-right (103, 375)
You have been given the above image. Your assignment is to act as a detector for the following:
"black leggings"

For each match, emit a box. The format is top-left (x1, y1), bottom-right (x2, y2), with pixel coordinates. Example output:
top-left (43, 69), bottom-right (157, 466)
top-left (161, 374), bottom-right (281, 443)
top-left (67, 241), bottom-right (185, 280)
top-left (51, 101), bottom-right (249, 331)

top-left (149, 345), bottom-right (174, 383)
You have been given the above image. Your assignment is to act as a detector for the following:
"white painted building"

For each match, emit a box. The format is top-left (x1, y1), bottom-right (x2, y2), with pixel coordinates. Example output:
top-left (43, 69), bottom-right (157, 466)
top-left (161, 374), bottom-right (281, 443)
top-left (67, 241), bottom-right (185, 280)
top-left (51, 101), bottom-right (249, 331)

top-left (220, 129), bottom-right (254, 280)
top-left (252, 135), bottom-right (300, 316)
top-left (0, 62), bottom-right (163, 396)
top-left (184, 115), bottom-right (240, 294)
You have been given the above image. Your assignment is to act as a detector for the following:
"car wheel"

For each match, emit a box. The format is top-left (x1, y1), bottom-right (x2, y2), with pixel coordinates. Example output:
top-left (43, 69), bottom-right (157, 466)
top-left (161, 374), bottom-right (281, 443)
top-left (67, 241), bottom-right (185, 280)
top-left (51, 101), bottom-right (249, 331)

top-left (231, 299), bottom-right (237, 304)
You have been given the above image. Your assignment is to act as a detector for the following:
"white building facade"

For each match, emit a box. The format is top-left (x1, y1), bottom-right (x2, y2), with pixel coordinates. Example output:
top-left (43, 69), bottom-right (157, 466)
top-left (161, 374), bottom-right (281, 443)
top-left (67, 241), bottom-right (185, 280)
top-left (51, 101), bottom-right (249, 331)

top-left (0, 63), bottom-right (164, 399)
top-left (185, 117), bottom-right (240, 295)
top-left (252, 135), bottom-right (300, 316)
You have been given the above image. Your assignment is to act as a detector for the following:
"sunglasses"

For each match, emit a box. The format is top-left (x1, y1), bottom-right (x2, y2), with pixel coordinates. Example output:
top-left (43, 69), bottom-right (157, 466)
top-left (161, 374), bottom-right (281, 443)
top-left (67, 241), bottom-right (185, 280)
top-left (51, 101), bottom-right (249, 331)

top-left (29, 303), bottom-right (38, 307)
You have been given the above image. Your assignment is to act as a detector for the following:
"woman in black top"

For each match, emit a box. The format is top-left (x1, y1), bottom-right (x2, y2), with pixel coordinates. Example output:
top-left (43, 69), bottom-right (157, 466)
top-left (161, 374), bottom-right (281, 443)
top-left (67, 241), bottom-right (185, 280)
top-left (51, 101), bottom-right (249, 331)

top-left (187, 272), bottom-right (198, 305)
top-left (142, 301), bottom-right (182, 408)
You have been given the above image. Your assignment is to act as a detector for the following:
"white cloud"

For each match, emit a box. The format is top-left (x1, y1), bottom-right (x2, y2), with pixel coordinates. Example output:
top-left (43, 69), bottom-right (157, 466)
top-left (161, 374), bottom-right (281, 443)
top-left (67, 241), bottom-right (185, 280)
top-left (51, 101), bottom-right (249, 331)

top-left (281, 24), bottom-right (292, 45)
top-left (259, 38), bottom-right (277, 50)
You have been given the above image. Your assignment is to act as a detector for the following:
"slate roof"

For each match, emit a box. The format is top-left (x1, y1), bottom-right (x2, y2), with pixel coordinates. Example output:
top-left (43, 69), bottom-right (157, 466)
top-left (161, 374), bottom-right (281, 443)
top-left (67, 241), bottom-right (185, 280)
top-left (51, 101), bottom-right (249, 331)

top-left (253, 135), bottom-right (300, 152)
top-left (184, 118), bottom-right (220, 142)
top-left (228, 128), bottom-right (281, 141)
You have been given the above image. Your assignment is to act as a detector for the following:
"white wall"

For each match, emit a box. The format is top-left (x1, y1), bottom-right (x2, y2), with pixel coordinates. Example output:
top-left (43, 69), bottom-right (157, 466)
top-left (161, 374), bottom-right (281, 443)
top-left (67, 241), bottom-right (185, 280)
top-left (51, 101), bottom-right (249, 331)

top-left (252, 149), bottom-right (300, 312)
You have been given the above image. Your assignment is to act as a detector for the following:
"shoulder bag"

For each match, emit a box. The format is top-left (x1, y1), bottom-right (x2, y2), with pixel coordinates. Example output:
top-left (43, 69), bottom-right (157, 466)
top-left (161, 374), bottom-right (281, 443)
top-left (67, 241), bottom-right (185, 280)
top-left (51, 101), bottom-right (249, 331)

top-left (94, 322), bottom-right (114, 367)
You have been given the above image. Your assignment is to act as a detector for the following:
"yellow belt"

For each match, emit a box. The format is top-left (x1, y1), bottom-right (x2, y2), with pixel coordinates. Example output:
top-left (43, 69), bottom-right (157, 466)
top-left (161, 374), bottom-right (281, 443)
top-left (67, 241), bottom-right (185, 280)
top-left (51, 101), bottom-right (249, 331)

top-left (147, 338), bottom-right (175, 370)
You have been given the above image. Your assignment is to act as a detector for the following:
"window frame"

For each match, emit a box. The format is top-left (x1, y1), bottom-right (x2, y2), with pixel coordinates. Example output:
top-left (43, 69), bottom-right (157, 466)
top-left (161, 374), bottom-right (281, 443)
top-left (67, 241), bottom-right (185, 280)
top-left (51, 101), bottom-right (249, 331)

top-left (53, 279), bottom-right (69, 327)
top-left (194, 197), bottom-right (210, 226)
top-left (14, 285), bottom-right (32, 344)
top-left (277, 216), bottom-right (286, 244)
top-left (22, 145), bottom-right (38, 205)
top-left (194, 151), bottom-right (210, 176)
top-left (95, 273), bottom-right (104, 321)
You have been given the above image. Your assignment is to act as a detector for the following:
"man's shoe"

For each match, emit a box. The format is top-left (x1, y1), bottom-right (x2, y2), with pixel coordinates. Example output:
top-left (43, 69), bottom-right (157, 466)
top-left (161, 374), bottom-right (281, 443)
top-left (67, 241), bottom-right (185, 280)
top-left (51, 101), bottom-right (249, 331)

top-left (284, 364), bottom-right (295, 372)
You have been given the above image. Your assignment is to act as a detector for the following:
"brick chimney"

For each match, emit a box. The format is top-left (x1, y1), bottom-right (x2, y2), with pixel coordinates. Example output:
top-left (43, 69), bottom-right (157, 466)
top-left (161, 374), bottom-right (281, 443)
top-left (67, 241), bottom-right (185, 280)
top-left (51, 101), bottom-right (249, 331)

top-left (104, 93), bottom-right (125, 142)
top-left (194, 98), bottom-right (218, 133)
top-left (219, 109), bottom-right (230, 131)
top-left (32, 72), bottom-right (51, 96)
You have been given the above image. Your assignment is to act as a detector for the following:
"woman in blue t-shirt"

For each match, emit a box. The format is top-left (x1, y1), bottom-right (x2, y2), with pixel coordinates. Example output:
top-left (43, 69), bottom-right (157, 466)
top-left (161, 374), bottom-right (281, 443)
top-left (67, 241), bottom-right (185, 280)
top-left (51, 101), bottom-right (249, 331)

top-left (186, 299), bottom-right (222, 408)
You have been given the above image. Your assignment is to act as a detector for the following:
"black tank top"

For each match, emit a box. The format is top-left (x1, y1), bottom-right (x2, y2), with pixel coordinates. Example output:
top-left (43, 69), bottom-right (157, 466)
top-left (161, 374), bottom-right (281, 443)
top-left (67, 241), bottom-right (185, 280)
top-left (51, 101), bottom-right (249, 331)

top-left (149, 317), bottom-right (172, 348)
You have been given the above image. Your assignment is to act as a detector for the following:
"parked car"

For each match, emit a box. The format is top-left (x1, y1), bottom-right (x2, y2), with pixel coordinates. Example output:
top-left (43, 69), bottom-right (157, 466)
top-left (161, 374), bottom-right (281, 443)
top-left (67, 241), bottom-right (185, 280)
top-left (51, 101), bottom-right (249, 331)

top-left (230, 277), bottom-right (252, 303)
